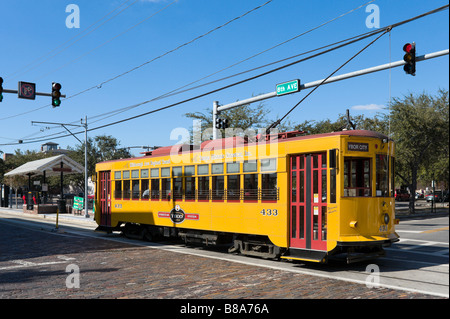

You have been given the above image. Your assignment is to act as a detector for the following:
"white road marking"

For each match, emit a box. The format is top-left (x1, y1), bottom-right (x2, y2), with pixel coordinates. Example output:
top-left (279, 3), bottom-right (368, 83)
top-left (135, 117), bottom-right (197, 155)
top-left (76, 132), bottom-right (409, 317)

top-left (0, 261), bottom-right (69, 271)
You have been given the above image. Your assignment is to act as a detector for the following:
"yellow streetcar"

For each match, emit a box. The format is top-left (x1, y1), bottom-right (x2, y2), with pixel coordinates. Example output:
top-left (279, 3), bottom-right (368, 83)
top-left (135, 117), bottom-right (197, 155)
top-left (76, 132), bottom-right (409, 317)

top-left (94, 129), bottom-right (399, 263)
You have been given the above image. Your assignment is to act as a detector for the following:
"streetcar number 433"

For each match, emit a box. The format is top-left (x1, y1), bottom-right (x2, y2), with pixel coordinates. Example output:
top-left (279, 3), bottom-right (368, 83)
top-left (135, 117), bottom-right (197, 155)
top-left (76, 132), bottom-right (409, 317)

top-left (260, 209), bottom-right (278, 216)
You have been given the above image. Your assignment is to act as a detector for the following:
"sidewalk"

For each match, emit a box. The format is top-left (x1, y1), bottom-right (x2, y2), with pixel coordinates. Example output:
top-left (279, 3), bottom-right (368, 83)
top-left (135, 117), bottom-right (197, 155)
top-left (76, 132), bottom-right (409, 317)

top-left (0, 206), bottom-right (96, 225)
top-left (395, 201), bottom-right (449, 220)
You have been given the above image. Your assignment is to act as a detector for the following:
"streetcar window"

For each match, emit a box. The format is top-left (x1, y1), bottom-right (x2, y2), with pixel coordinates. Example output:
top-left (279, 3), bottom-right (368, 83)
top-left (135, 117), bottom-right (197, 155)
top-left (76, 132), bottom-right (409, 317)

top-left (123, 180), bottom-right (131, 199)
top-left (114, 171), bottom-right (121, 179)
top-left (227, 162), bottom-right (240, 174)
top-left (185, 165), bottom-right (195, 176)
top-left (261, 173), bottom-right (278, 201)
top-left (261, 158), bottom-right (276, 172)
top-left (212, 163), bottom-right (224, 174)
top-left (343, 158), bottom-right (371, 197)
top-left (198, 164), bottom-right (209, 175)
top-left (173, 177), bottom-right (182, 200)
top-left (132, 180), bottom-right (140, 199)
top-left (212, 176), bottom-right (224, 200)
top-left (185, 176), bottom-right (195, 200)
top-left (330, 169), bottom-right (336, 203)
top-left (161, 178), bottom-right (171, 200)
top-left (151, 168), bottom-right (159, 178)
top-left (227, 175), bottom-right (240, 201)
top-left (198, 176), bottom-right (209, 200)
top-left (123, 170), bottom-right (130, 179)
top-left (243, 160), bottom-right (257, 173)
top-left (141, 179), bottom-right (149, 199)
top-left (151, 179), bottom-right (160, 200)
top-left (244, 174), bottom-right (258, 201)
top-left (376, 154), bottom-right (389, 197)
top-left (141, 169), bottom-right (149, 178)
top-left (131, 170), bottom-right (139, 179)
top-left (172, 166), bottom-right (182, 177)
top-left (161, 167), bottom-right (170, 177)
top-left (390, 157), bottom-right (395, 197)
top-left (115, 181), bottom-right (122, 199)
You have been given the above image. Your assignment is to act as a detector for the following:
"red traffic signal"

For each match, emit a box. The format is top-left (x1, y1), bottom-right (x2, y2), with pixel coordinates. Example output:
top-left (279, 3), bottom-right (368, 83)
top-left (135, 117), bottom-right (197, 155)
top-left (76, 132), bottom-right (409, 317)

top-left (403, 42), bottom-right (416, 76)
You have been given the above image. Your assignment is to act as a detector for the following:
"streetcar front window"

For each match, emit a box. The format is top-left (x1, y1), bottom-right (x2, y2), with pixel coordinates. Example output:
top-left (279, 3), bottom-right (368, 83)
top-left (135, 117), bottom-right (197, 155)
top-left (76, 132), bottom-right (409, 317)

top-left (343, 157), bottom-right (371, 197)
top-left (376, 154), bottom-right (389, 197)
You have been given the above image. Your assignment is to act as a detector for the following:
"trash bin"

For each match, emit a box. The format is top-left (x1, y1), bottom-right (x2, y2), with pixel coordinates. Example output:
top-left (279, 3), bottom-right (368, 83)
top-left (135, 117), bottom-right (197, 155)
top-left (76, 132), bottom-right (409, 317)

top-left (26, 192), bottom-right (34, 210)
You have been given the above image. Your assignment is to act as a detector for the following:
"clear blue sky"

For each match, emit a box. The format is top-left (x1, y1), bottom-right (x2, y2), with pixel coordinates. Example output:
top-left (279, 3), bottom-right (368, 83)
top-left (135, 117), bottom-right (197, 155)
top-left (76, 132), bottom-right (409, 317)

top-left (0, 0), bottom-right (448, 156)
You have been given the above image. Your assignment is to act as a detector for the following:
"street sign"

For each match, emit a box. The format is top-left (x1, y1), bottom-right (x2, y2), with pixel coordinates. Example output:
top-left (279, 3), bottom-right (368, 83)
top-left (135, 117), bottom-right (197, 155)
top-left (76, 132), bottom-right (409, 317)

top-left (73, 196), bottom-right (84, 210)
top-left (276, 79), bottom-right (300, 96)
top-left (18, 81), bottom-right (36, 100)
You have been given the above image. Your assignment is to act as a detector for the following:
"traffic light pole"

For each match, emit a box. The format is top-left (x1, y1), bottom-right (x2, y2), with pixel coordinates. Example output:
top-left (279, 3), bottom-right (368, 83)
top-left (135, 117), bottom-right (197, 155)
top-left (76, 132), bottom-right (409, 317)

top-left (1, 89), bottom-right (66, 98)
top-left (212, 48), bottom-right (449, 138)
top-left (31, 117), bottom-right (89, 219)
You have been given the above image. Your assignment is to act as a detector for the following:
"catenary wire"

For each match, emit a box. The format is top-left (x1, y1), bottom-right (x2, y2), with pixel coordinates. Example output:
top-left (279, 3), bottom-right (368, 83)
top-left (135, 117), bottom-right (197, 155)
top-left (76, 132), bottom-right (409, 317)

top-left (5, 0), bottom-right (138, 80)
top-left (1, 4), bottom-right (448, 146)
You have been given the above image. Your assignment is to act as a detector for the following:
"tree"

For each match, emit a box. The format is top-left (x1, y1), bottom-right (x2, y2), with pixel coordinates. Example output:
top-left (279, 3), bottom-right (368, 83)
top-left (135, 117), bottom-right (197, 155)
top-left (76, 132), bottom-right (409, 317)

top-left (184, 101), bottom-right (271, 141)
top-left (67, 135), bottom-right (132, 190)
top-left (388, 89), bottom-right (449, 214)
top-left (293, 111), bottom-right (388, 135)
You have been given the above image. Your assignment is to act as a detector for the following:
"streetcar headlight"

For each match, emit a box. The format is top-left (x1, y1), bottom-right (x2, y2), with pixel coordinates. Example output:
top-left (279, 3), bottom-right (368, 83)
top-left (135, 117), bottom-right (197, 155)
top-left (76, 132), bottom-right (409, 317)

top-left (384, 213), bottom-right (390, 225)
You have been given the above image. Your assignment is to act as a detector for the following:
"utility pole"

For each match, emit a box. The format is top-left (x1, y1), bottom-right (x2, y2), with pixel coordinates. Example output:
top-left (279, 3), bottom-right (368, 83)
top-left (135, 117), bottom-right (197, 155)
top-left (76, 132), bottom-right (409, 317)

top-left (212, 49), bottom-right (449, 138)
top-left (31, 117), bottom-right (89, 218)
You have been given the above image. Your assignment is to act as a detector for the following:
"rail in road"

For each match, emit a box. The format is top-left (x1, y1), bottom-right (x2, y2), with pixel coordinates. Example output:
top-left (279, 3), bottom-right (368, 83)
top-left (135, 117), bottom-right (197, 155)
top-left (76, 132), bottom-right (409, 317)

top-left (0, 208), bottom-right (448, 298)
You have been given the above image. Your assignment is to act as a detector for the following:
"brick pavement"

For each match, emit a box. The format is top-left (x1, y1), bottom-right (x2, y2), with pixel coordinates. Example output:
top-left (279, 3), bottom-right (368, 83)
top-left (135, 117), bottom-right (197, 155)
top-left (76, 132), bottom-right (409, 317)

top-left (0, 219), bottom-right (441, 300)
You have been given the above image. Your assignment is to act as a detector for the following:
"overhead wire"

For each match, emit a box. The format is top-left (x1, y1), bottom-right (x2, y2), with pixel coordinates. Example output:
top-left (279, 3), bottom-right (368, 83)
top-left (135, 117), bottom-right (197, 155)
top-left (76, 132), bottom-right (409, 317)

top-left (36, 0), bottom-right (179, 81)
top-left (1, 4), bottom-right (448, 146)
top-left (0, 0), bottom-right (272, 122)
top-left (5, 0), bottom-right (138, 80)
top-left (3, 0), bottom-right (377, 127)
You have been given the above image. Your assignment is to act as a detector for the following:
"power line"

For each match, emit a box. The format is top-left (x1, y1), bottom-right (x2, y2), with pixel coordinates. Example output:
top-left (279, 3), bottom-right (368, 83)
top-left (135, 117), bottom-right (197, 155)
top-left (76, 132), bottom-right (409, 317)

top-left (5, 0), bottom-right (138, 80)
top-left (6, 28), bottom-right (386, 145)
top-left (0, 0), bottom-right (273, 122)
top-left (266, 28), bottom-right (391, 133)
top-left (1, 4), bottom-right (448, 146)
top-left (36, 0), bottom-right (179, 81)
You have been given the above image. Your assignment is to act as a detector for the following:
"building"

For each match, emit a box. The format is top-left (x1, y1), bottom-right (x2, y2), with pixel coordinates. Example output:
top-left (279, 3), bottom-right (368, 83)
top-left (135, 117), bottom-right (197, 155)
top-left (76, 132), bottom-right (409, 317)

top-left (40, 142), bottom-right (69, 155)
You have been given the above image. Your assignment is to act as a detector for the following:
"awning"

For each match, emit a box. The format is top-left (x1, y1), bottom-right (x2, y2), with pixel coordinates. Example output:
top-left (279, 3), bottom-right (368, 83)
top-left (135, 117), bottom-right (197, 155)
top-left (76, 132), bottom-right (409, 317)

top-left (5, 154), bottom-right (84, 177)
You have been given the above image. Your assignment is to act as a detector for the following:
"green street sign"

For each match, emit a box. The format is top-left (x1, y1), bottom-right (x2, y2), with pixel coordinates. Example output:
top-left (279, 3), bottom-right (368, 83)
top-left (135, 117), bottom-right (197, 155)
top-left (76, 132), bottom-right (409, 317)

top-left (73, 196), bottom-right (84, 210)
top-left (276, 79), bottom-right (300, 96)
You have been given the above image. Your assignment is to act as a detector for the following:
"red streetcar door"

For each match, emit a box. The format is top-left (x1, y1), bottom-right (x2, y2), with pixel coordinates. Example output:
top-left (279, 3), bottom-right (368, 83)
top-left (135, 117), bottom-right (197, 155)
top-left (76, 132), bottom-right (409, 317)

top-left (99, 171), bottom-right (111, 227)
top-left (290, 153), bottom-right (327, 251)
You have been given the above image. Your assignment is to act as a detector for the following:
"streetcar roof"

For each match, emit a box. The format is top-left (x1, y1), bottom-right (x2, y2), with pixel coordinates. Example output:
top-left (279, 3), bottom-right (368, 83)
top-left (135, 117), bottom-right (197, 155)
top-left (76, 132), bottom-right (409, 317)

top-left (97, 130), bottom-right (389, 165)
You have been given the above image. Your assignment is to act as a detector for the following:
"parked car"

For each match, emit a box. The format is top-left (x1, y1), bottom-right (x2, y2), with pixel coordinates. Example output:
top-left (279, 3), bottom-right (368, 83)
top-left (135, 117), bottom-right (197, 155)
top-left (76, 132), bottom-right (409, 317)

top-left (426, 191), bottom-right (443, 202)
top-left (415, 192), bottom-right (424, 199)
top-left (395, 189), bottom-right (410, 201)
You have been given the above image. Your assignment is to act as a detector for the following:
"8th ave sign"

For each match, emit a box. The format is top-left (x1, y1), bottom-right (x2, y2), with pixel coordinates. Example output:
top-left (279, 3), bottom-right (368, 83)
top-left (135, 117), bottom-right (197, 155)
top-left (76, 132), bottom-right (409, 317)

top-left (276, 79), bottom-right (300, 96)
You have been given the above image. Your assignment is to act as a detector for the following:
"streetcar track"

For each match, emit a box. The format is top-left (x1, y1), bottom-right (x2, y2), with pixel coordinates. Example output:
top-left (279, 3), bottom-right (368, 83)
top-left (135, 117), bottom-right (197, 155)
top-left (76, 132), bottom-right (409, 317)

top-left (1, 212), bottom-right (448, 298)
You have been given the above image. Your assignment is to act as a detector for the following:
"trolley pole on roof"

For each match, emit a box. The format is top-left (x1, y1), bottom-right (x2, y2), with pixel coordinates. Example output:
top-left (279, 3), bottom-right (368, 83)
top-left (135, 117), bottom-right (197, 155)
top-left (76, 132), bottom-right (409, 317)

top-left (212, 48), bottom-right (449, 139)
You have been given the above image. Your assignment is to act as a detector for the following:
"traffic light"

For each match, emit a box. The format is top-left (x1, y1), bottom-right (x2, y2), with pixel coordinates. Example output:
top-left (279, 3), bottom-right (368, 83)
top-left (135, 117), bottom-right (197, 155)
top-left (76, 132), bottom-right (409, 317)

top-left (403, 42), bottom-right (416, 76)
top-left (0, 77), bottom-right (4, 102)
top-left (52, 82), bottom-right (62, 107)
top-left (215, 118), bottom-right (229, 129)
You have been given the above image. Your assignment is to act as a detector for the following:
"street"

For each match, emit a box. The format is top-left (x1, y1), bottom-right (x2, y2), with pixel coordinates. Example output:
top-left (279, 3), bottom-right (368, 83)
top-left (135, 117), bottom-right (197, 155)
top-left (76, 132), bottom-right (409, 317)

top-left (0, 208), bottom-right (447, 302)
